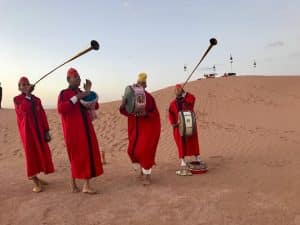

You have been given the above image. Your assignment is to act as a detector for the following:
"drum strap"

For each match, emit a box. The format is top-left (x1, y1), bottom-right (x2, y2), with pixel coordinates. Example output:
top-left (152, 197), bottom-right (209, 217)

top-left (180, 111), bottom-right (187, 137)
top-left (180, 112), bottom-right (188, 156)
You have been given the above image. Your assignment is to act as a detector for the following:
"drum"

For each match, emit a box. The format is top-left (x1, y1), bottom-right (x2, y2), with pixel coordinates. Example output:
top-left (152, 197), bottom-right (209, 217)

top-left (178, 111), bottom-right (195, 137)
top-left (123, 85), bottom-right (146, 114)
top-left (187, 161), bottom-right (208, 174)
top-left (80, 91), bottom-right (98, 121)
top-left (80, 91), bottom-right (98, 107)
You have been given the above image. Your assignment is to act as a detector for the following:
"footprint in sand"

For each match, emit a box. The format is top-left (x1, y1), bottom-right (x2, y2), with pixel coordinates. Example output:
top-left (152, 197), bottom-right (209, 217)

top-left (279, 136), bottom-right (289, 142)
top-left (3, 131), bottom-right (9, 143)
top-left (248, 129), bottom-right (255, 134)
top-left (111, 143), bottom-right (118, 147)
top-left (12, 148), bottom-right (22, 156)
top-left (224, 127), bottom-right (233, 131)
top-left (284, 130), bottom-right (296, 134)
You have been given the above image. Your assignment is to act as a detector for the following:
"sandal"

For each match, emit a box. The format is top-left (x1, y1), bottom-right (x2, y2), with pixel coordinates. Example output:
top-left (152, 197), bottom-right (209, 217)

top-left (176, 167), bottom-right (192, 176)
top-left (188, 161), bottom-right (208, 170)
top-left (82, 187), bottom-right (97, 194)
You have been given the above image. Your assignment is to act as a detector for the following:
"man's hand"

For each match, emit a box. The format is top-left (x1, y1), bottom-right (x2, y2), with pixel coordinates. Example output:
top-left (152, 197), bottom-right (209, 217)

top-left (84, 79), bottom-right (92, 91)
top-left (76, 91), bottom-right (90, 100)
top-left (136, 111), bottom-right (147, 117)
top-left (44, 131), bottom-right (51, 142)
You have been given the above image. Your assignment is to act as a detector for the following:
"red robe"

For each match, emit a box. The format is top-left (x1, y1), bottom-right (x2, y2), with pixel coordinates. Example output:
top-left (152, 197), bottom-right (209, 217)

top-left (58, 88), bottom-right (103, 179)
top-left (14, 94), bottom-right (54, 177)
top-left (120, 91), bottom-right (161, 170)
top-left (168, 92), bottom-right (200, 158)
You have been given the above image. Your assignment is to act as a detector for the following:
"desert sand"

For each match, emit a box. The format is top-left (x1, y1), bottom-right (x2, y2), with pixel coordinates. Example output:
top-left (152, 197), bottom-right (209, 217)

top-left (1, 76), bottom-right (300, 225)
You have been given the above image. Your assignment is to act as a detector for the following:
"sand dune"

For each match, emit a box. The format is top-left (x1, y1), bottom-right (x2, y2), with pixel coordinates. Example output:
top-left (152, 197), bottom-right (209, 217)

top-left (1, 76), bottom-right (300, 225)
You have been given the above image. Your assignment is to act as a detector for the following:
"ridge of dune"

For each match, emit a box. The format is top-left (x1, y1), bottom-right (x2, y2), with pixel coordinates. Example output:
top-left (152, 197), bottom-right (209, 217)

top-left (1, 76), bottom-right (300, 225)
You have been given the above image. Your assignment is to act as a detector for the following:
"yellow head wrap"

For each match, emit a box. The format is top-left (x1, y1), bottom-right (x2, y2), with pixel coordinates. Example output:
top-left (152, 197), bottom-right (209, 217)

top-left (137, 72), bottom-right (147, 82)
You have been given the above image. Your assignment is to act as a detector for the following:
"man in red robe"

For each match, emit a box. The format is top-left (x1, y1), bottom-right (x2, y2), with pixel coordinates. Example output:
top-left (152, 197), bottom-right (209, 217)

top-left (168, 84), bottom-right (205, 175)
top-left (120, 73), bottom-right (161, 185)
top-left (58, 68), bottom-right (103, 194)
top-left (14, 76), bottom-right (54, 192)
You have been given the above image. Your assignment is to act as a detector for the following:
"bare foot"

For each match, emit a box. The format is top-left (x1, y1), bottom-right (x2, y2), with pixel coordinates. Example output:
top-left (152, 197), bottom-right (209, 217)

top-left (82, 187), bottom-right (97, 194)
top-left (32, 185), bottom-right (43, 193)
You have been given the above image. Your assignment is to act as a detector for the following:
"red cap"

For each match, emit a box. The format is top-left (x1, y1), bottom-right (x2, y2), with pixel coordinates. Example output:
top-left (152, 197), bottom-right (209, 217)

top-left (18, 76), bottom-right (30, 84)
top-left (67, 68), bottom-right (79, 78)
top-left (175, 84), bottom-right (183, 89)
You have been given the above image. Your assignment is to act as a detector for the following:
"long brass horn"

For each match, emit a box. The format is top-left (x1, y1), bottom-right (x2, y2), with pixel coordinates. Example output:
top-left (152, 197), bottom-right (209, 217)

top-left (183, 38), bottom-right (217, 87)
top-left (33, 40), bottom-right (100, 85)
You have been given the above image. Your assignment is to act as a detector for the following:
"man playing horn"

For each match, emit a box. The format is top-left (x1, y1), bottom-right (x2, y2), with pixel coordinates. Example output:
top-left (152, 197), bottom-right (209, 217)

top-left (58, 68), bottom-right (103, 194)
top-left (120, 73), bottom-right (161, 185)
top-left (168, 84), bottom-right (205, 175)
top-left (14, 76), bottom-right (55, 192)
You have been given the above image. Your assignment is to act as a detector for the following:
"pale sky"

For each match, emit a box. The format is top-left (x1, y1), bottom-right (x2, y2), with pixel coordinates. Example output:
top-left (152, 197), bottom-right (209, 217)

top-left (0, 0), bottom-right (299, 108)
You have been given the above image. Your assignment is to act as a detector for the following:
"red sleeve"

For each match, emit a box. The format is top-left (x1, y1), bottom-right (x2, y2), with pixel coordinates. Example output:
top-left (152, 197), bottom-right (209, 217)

top-left (95, 102), bottom-right (99, 110)
top-left (146, 92), bottom-right (159, 117)
top-left (14, 95), bottom-right (31, 118)
top-left (147, 98), bottom-right (159, 118)
top-left (57, 90), bottom-right (76, 115)
top-left (38, 98), bottom-right (49, 131)
top-left (168, 102), bottom-right (177, 125)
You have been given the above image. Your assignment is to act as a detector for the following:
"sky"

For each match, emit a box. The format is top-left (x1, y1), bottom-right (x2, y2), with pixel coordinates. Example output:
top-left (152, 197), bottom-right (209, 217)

top-left (0, 0), bottom-right (300, 108)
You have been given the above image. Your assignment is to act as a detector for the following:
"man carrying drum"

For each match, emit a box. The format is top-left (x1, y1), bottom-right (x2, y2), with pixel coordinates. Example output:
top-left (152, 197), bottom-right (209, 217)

top-left (120, 73), bottom-right (161, 185)
top-left (57, 68), bottom-right (103, 194)
top-left (168, 84), bottom-right (206, 176)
